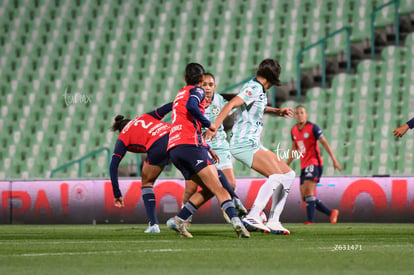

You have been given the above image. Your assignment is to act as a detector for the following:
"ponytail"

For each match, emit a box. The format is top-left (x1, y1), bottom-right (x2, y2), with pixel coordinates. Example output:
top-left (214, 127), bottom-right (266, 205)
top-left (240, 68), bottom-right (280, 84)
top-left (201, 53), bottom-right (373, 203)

top-left (111, 115), bottom-right (131, 132)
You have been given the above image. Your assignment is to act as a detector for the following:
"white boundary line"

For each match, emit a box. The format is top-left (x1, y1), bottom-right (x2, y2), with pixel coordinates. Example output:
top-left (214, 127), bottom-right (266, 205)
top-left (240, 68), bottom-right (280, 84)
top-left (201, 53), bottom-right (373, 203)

top-left (3, 248), bottom-right (212, 257)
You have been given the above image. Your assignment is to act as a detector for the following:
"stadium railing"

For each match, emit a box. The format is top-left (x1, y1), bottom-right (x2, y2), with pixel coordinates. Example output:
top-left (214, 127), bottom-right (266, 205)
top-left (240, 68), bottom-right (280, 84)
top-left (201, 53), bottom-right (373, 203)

top-left (50, 147), bottom-right (111, 178)
top-left (371, 0), bottom-right (400, 58)
top-left (296, 26), bottom-right (351, 101)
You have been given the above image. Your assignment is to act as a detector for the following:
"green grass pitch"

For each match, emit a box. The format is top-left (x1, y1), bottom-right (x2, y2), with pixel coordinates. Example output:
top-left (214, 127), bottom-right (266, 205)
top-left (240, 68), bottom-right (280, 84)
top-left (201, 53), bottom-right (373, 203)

top-left (0, 223), bottom-right (413, 275)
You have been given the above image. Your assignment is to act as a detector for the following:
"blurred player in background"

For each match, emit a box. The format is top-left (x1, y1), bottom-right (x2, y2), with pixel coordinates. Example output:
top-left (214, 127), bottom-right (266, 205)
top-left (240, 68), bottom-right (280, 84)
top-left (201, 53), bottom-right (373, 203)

top-left (182, 72), bottom-right (247, 222)
top-left (166, 62), bottom-right (249, 238)
top-left (287, 105), bottom-right (341, 224)
top-left (393, 117), bottom-right (414, 138)
top-left (205, 58), bottom-right (295, 235)
top-left (110, 102), bottom-right (172, 233)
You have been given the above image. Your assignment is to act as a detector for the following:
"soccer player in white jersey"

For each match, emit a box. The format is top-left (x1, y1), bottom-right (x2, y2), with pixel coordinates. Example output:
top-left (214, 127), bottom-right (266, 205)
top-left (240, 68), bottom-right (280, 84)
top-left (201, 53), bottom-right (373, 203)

top-left (205, 59), bottom-right (295, 234)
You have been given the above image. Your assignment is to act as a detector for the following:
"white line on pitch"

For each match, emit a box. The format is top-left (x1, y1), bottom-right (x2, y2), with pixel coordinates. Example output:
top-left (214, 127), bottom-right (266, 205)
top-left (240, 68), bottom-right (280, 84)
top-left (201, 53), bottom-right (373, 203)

top-left (0, 240), bottom-right (174, 245)
top-left (11, 248), bottom-right (212, 257)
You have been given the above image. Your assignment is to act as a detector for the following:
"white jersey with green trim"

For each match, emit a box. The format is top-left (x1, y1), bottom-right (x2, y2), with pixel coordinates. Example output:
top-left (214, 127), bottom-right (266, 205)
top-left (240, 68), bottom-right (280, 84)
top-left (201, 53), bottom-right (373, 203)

top-left (204, 93), bottom-right (230, 150)
top-left (230, 78), bottom-right (267, 148)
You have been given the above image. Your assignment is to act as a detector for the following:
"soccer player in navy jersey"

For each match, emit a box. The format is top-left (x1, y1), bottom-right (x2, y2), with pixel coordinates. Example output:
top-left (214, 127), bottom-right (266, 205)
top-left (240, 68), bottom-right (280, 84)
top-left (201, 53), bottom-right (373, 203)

top-left (166, 62), bottom-right (249, 238)
top-left (110, 102), bottom-right (173, 233)
top-left (393, 117), bottom-right (414, 137)
top-left (287, 105), bottom-right (341, 224)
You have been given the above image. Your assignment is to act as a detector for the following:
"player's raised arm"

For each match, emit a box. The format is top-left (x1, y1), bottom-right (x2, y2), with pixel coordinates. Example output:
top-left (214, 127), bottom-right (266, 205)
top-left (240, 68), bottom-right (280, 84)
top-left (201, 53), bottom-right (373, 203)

top-left (264, 106), bottom-right (294, 118)
top-left (286, 141), bottom-right (297, 166)
top-left (147, 102), bottom-right (173, 120)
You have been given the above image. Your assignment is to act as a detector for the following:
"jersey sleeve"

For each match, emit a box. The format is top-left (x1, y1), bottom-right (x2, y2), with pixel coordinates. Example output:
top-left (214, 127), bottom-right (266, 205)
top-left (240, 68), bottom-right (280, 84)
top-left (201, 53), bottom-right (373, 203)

top-left (312, 124), bottom-right (324, 139)
top-left (186, 87), bottom-right (211, 128)
top-left (236, 82), bottom-right (262, 106)
top-left (407, 117), bottom-right (414, 129)
top-left (147, 102), bottom-right (173, 119)
top-left (189, 87), bottom-right (206, 104)
top-left (110, 139), bottom-right (128, 198)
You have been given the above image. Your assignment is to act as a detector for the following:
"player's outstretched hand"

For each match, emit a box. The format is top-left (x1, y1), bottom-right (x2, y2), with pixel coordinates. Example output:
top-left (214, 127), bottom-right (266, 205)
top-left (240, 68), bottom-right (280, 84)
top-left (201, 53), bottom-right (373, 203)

top-left (393, 124), bottom-right (409, 138)
top-left (204, 122), bottom-right (217, 140)
top-left (114, 197), bottom-right (125, 208)
top-left (279, 107), bottom-right (294, 118)
top-left (333, 160), bottom-right (342, 172)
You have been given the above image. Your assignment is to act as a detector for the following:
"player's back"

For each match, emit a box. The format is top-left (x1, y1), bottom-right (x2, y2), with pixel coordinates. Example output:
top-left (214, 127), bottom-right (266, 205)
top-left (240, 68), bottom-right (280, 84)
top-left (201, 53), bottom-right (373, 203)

top-left (118, 113), bottom-right (171, 153)
top-left (168, 85), bottom-right (207, 149)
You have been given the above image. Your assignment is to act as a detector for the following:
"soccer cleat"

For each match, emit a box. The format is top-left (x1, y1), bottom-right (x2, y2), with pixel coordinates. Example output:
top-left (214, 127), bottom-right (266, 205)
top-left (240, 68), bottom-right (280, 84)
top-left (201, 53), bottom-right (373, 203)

top-left (330, 209), bottom-right (339, 224)
top-left (266, 221), bottom-right (290, 235)
top-left (144, 223), bottom-right (160, 233)
top-left (230, 217), bottom-right (250, 238)
top-left (166, 216), bottom-right (193, 238)
top-left (242, 216), bottom-right (271, 232)
top-left (233, 198), bottom-right (248, 217)
top-left (221, 209), bottom-right (232, 224)
top-left (304, 221), bottom-right (315, 225)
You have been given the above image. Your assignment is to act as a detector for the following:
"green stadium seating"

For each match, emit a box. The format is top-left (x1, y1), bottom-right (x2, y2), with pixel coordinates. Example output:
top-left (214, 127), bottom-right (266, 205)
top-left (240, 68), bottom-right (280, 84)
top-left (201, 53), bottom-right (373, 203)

top-left (0, 0), bottom-right (412, 179)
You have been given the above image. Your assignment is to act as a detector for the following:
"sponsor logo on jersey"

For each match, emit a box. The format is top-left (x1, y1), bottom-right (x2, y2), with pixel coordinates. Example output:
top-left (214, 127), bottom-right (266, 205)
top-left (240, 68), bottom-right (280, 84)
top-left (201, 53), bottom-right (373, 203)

top-left (304, 132), bottom-right (309, 138)
top-left (245, 90), bottom-right (252, 96)
top-left (195, 88), bottom-right (204, 97)
top-left (212, 105), bottom-right (219, 115)
top-left (170, 125), bottom-right (182, 134)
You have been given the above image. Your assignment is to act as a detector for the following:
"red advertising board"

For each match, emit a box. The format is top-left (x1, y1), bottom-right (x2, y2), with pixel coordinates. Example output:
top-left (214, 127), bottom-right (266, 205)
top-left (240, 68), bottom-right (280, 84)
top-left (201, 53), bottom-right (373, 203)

top-left (0, 177), bottom-right (413, 224)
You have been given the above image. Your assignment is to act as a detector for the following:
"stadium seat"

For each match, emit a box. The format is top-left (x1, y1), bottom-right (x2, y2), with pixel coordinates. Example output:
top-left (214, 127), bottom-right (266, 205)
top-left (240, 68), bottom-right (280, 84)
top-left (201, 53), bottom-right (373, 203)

top-left (0, 0), bottom-right (412, 179)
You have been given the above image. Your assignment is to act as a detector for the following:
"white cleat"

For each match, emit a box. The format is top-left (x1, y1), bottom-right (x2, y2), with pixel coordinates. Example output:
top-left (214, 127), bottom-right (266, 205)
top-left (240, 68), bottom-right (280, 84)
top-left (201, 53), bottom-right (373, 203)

top-left (144, 223), bottom-right (160, 233)
top-left (266, 221), bottom-right (290, 235)
top-left (231, 217), bottom-right (250, 238)
top-left (166, 216), bottom-right (193, 238)
top-left (242, 215), bottom-right (270, 232)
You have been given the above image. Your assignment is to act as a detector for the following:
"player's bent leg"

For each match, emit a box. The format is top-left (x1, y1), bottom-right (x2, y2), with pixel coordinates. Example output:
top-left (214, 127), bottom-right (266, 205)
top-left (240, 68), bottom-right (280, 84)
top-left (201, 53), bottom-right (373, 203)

top-left (195, 166), bottom-right (248, 237)
top-left (222, 168), bottom-right (237, 190)
top-left (141, 163), bottom-right (163, 229)
top-left (302, 180), bottom-right (317, 224)
top-left (220, 168), bottom-right (247, 217)
top-left (183, 180), bottom-right (198, 205)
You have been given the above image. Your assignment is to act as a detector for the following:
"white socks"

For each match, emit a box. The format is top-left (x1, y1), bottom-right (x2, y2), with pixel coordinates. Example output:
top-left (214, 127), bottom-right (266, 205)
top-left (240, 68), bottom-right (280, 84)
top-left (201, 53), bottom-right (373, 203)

top-left (248, 174), bottom-right (283, 217)
top-left (268, 170), bottom-right (295, 223)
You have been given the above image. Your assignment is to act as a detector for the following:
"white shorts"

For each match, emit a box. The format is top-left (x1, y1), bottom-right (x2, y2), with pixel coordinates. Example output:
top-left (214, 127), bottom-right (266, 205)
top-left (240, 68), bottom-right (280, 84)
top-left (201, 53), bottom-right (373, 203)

top-left (230, 142), bottom-right (268, 168)
top-left (214, 148), bottom-right (233, 170)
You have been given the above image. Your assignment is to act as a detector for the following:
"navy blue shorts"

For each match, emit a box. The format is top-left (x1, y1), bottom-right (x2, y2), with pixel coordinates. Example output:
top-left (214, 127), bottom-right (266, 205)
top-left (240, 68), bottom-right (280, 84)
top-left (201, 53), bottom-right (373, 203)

top-left (300, 165), bottom-right (323, 185)
top-left (146, 134), bottom-right (169, 167)
top-left (169, 145), bottom-right (214, 180)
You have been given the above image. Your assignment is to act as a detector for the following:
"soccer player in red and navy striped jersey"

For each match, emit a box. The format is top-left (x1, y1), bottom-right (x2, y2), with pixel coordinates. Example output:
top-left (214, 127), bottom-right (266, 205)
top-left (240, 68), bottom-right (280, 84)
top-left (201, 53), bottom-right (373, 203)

top-left (110, 102), bottom-right (172, 233)
top-left (287, 105), bottom-right (342, 224)
top-left (166, 62), bottom-right (249, 238)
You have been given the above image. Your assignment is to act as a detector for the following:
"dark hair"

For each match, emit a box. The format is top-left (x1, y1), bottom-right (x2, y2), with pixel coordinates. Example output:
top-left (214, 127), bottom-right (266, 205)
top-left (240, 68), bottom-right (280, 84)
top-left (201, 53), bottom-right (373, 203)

top-left (185, 63), bottom-right (205, 85)
top-left (111, 115), bottom-right (131, 132)
top-left (204, 72), bottom-right (215, 81)
top-left (256, 58), bottom-right (281, 86)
